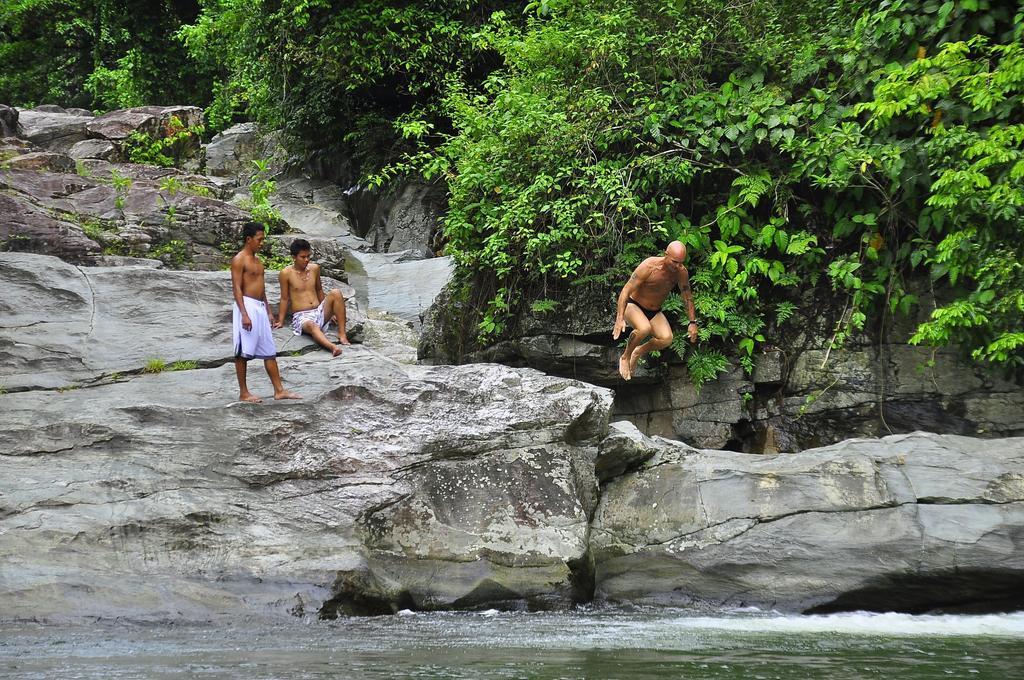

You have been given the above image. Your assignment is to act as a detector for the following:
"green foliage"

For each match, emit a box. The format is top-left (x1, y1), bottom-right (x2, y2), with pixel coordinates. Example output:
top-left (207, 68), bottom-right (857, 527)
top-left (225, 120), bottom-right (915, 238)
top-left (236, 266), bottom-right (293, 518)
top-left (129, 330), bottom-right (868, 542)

top-left (123, 117), bottom-right (205, 168)
top-left (0, 1), bottom-right (215, 110)
top-left (398, 0), bottom-right (1024, 374)
top-left (185, 183), bottom-right (214, 198)
top-left (258, 238), bottom-right (292, 271)
top-left (169, 360), bottom-right (199, 371)
top-left (178, 0), bottom-right (506, 151)
top-left (530, 299), bottom-right (559, 314)
top-left (109, 169), bottom-right (131, 211)
top-left (143, 358), bottom-right (167, 374)
top-left (686, 348), bottom-right (731, 389)
top-left (150, 239), bottom-right (190, 268)
top-left (245, 158), bottom-right (282, 228)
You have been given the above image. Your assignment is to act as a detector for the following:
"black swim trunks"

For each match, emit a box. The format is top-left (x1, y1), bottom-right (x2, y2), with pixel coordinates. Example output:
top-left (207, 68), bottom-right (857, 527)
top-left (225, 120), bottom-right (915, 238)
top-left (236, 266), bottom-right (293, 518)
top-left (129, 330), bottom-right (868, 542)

top-left (628, 297), bottom-right (662, 321)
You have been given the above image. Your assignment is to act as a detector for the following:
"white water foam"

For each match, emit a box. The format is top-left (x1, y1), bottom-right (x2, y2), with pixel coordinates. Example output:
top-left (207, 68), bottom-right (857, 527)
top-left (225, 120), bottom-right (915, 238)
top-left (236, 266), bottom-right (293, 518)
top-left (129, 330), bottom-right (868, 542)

top-left (665, 611), bottom-right (1024, 637)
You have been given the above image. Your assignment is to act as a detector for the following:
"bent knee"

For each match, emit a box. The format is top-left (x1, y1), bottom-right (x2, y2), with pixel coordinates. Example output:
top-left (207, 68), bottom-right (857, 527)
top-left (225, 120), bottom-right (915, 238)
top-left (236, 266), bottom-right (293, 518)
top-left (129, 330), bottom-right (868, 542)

top-left (654, 334), bottom-right (673, 349)
top-left (328, 288), bottom-right (345, 301)
top-left (631, 323), bottom-right (653, 339)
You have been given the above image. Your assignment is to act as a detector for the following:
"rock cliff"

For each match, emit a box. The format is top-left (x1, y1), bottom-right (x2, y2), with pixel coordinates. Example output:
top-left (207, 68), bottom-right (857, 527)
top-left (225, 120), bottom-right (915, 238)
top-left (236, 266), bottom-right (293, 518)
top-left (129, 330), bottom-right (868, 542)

top-left (1, 252), bottom-right (1022, 622)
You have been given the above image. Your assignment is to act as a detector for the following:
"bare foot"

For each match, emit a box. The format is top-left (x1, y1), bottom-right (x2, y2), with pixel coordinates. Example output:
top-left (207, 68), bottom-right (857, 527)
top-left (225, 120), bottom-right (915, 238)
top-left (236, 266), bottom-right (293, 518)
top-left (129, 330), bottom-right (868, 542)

top-left (618, 354), bottom-right (631, 381)
top-left (330, 345), bottom-right (343, 357)
top-left (337, 335), bottom-right (351, 345)
top-left (239, 392), bottom-right (262, 404)
top-left (274, 390), bottom-right (302, 400)
top-left (628, 349), bottom-right (643, 376)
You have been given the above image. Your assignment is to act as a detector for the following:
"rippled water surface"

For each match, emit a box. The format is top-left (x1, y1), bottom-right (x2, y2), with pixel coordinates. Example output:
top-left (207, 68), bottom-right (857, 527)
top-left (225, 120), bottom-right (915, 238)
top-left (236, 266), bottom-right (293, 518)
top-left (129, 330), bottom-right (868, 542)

top-left (3, 609), bottom-right (1023, 679)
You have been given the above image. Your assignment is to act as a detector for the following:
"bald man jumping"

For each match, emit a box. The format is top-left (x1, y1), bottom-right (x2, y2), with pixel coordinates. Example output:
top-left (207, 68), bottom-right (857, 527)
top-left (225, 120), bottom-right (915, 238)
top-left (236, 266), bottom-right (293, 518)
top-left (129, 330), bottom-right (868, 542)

top-left (612, 240), bottom-right (698, 380)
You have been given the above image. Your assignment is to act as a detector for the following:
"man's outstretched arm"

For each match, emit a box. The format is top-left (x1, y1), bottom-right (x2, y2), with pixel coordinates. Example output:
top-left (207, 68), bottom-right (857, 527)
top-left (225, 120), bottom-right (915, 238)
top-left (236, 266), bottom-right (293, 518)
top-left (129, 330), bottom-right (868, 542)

top-left (678, 266), bottom-right (698, 343)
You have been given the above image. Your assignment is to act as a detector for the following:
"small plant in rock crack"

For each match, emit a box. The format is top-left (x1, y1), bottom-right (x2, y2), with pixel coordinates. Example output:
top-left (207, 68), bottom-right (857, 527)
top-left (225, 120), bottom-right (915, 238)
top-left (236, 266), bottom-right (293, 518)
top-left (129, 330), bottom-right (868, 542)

top-left (246, 158), bottom-right (282, 228)
top-left (110, 169), bottom-right (132, 211)
top-left (150, 239), bottom-right (189, 268)
top-left (169, 360), bottom-right (199, 371)
top-left (158, 176), bottom-right (184, 226)
top-left (143, 358), bottom-right (167, 373)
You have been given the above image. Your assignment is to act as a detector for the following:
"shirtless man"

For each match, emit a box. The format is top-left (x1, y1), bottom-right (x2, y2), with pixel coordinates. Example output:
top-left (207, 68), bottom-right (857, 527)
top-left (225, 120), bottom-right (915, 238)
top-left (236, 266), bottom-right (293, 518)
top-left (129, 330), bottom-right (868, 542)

top-left (275, 238), bottom-right (350, 356)
top-left (612, 240), bottom-right (698, 380)
top-left (230, 221), bottom-right (301, 402)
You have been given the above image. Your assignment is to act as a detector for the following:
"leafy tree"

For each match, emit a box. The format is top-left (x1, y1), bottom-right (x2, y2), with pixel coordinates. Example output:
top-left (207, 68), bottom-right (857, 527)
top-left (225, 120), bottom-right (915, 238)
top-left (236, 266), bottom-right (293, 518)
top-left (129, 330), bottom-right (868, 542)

top-left (0, 0), bottom-right (213, 110)
top-left (405, 0), bottom-right (1024, 379)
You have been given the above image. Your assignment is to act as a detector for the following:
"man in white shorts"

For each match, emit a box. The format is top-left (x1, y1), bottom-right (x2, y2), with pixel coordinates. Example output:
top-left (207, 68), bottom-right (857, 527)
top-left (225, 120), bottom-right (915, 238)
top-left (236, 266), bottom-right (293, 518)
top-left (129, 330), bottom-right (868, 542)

top-left (275, 238), bottom-right (350, 357)
top-left (230, 222), bottom-right (301, 403)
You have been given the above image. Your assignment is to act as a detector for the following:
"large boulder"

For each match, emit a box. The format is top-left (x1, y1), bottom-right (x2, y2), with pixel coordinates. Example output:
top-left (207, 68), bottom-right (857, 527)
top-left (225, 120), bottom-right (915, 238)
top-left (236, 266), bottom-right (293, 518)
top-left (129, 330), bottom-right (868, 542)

top-left (85, 105), bottom-right (203, 141)
top-left (0, 150), bottom-right (75, 173)
top-left (591, 431), bottom-right (1024, 613)
top-left (67, 139), bottom-right (118, 161)
top-left (0, 169), bottom-right (250, 268)
top-left (204, 122), bottom-right (259, 178)
top-left (15, 107), bottom-right (94, 151)
top-left (348, 182), bottom-right (446, 256)
top-left (0, 253), bottom-right (612, 621)
top-left (0, 191), bottom-right (99, 261)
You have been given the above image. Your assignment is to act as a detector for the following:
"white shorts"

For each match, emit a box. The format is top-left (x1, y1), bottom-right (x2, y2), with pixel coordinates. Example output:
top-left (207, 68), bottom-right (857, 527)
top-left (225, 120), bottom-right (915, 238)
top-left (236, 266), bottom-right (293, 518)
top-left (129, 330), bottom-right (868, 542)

top-left (291, 299), bottom-right (330, 336)
top-left (233, 296), bottom-right (277, 360)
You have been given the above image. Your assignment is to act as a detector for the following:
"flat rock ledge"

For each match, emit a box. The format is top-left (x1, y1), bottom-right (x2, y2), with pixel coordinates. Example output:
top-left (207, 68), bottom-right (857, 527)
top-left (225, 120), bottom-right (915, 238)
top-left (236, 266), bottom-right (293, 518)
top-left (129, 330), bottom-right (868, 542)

top-left (1, 253), bottom-right (1022, 622)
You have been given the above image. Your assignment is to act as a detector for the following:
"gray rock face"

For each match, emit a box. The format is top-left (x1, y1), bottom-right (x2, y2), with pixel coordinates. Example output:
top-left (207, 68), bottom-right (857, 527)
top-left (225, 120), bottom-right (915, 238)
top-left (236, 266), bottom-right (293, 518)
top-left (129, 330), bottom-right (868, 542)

top-left (0, 168), bottom-right (250, 268)
top-left (0, 254), bottom-right (610, 621)
top-left (0, 191), bottom-right (99, 261)
top-left (13, 105), bottom-right (202, 163)
top-left (419, 282), bottom-right (621, 379)
top-left (0, 252), bottom-right (361, 392)
top-left (1, 104), bottom-right (21, 136)
top-left (612, 340), bottom-right (1024, 451)
top-left (67, 138), bottom-right (118, 160)
top-left (350, 182), bottom-right (445, 256)
top-left (204, 122), bottom-right (260, 178)
top-left (0, 150), bottom-right (75, 173)
top-left (1, 252), bottom-right (1021, 622)
top-left (0, 357), bottom-right (610, 622)
top-left (594, 421), bottom-right (668, 482)
top-left (86, 105), bottom-right (203, 141)
top-left (591, 431), bottom-right (1024, 613)
top-left (16, 108), bottom-right (94, 151)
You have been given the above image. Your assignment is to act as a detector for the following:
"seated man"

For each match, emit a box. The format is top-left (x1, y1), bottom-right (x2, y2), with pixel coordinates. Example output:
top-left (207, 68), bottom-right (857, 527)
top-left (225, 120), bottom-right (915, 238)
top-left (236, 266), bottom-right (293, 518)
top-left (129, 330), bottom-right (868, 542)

top-left (276, 239), bottom-right (350, 356)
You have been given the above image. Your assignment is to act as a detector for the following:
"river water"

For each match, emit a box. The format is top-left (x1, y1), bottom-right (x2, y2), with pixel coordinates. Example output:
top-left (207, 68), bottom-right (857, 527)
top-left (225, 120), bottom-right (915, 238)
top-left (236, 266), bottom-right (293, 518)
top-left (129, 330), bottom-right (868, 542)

top-left (3, 608), bottom-right (1022, 679)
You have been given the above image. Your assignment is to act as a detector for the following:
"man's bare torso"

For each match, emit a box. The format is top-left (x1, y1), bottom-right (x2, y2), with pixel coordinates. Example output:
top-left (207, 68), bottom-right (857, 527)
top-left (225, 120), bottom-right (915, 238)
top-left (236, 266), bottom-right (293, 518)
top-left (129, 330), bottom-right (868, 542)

top-left (630, 257), bottom-right (682, 309)
top-left (282, 264), bottom-right (321, 312)
top-left (235, 251), bottom-right (266, 299)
